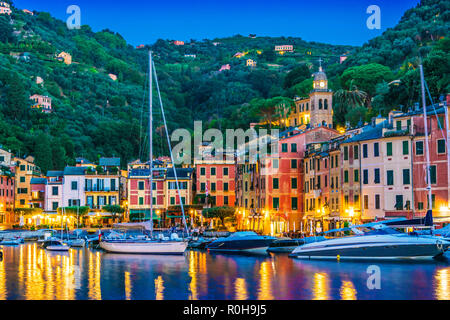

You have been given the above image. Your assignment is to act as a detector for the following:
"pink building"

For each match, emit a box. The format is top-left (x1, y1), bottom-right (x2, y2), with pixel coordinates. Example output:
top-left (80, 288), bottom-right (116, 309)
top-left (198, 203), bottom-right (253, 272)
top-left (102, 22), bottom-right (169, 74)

top-left (22, 9), bottom-right (33, 15)
top-left (275, 45), bottom-right (294, 52)
top-left (30, 178), bottom-right (46, 209)
top-left (30, 94), bottom-right (52, 113)
top-left (219, 64), bottom-right (231, 72)
top-left (0, 166), bottom-right (14, 225)
top-left (173, 40), bottom-right (185, 46)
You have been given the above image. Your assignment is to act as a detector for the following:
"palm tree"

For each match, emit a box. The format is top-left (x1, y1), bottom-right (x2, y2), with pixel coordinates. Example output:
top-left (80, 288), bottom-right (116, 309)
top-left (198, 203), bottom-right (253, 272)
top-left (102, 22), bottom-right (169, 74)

top-left (334, 84), bottom-right (368, 110)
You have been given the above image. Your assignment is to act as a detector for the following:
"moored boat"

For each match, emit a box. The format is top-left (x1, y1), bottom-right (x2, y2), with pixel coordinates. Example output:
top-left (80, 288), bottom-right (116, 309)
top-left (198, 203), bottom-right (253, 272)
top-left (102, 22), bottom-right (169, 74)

top-left (268, 236), bottom-right (327, 253)
top-left (100, 239), bottom-right (187, 255)
top-left (289, 225), bottom-right (450, 260)
top-left (206, 231), bottom-right (277, 254)
top-left (41, 239), bottom-right (70, 251)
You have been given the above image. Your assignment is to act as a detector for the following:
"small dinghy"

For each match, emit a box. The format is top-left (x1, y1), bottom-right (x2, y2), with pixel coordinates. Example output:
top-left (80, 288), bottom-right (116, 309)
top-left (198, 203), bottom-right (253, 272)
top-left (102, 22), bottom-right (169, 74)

top-left (41, 240), bottom-right (69, 251)
top-left (0, 238), bottom-right (22, 246)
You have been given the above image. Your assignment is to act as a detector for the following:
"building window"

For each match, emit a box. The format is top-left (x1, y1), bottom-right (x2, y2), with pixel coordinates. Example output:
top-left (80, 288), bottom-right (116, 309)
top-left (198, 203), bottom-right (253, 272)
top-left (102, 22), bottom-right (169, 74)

top-left (363, 169), bottom-right (368, 185)
top-left (223, 167), bottom-right (229, 176)
top-left (429, 165), bottom-right (437, 184)
top-left (363, 144), bottom-right (368, 158)
top-left (354, 145), bottom-right (359, 160)
top-left (416, 141), bottom-right (424, 155)
top-left (418, 202), bottom-right (424, 210)
top-left (386, 142), bottom-right (393, 156)
top-left (437, 139), bottom-right (446, 154)
top-left (224, 183), bottom-right (229, 191)
top-left (291, 159), bottom-right (297, 169)
top-left (170, 197), bottom-right (175, 205)
top-left (282, 144), bottom-right (288, 153)
top-left (273, 159), bottom-right (279, 169)
top-left (364, 195), bottom-right (369, 210)
top-left (291, 143), bottom-right (297, 153)
top-left (291, 178), bottom-right (297, 189)
top-left (387, 170), bottom-right (394, 186)
top-left (52, 186), bottom-right (58, 196)
top-left (375, 194), bottom-right (380, 209)
top-left (211, 167), bottom-right (216, 176)
top-left (224, 196), bottom-right (229, 206)
top-left (211, 183), bottom-right (216, 191)
top-left (344, 146), bottom-right (348, 161)
top-left (344, 170), bottom-right (349, 183)
top-left (395, 195), bottom-right (403, 210)
top-left (138, 181), bottom-right (145, 190)
top-left (354, 169), bottom-right (359, 182)
top-left (291, 197), bottom-right (298, 210)
top-left (344, 195), bottom-right (349, 207)
top-left (403, 169), bottom-right (410, 185)
top-left (20, 177), bottom-right (25, 183)
top-left (273, 178), bottom-right (279, 190)
top-left (374, 142), bottom-right (379, 157)
top-left (71, 181), bottom-right (78, 190)
top-left (273, 197), bottom-right (280, 209)
top-left (52, 202), bottom-right (58, 210)
top-left (139, 197), bottom-right (144, 205)
top-left (200, 183), bottom-right (205, 192)
top-left (402, 141), bottom-right (409, 155)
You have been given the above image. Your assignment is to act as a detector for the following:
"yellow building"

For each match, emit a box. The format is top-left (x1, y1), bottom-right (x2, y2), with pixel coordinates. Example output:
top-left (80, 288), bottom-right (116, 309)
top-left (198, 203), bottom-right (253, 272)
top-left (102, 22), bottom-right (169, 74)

top-left (14, 156), bottom-right (41, 209)
top-left (57, 51), bottom-right (72, 65)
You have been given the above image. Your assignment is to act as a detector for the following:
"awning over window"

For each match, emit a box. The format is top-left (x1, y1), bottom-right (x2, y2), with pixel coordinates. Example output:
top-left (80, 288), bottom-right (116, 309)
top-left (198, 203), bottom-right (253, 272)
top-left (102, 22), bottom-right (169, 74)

top-left (129, 210), bottom-right (161, 221)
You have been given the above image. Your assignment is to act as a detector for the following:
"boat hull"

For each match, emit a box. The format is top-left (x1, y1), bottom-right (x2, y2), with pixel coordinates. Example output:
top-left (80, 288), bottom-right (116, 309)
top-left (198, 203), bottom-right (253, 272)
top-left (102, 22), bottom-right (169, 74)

top-left (46, 245), bottom-right (70, 251)
top-left (207, 239), bottom-right (274, 254)
top-left (100, 240), bottom-right (188, 255)
top-left (290, 238), bottom-right (449, 260)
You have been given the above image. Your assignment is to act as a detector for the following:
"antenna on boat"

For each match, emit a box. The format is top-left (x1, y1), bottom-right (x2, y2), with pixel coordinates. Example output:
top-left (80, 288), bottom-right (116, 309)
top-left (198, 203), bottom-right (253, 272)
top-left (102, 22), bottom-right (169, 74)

top-left (149, 51), bottom-right (154, 239)
top-left (152, 60), bottom-right (190, 237)
top-left (419, 64), bottom-right (433, 213)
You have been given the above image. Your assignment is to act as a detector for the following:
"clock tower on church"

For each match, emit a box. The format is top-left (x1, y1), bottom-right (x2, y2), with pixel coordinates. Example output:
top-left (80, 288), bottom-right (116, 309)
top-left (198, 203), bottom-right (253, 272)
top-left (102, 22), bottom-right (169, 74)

top-left (309, 61), bottom-right (333, 128)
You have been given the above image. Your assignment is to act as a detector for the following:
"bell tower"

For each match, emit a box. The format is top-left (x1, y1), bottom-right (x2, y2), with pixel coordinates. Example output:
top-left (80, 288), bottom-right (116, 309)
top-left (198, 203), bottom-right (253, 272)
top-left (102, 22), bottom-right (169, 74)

top-left (309, 58), bottom-right (333, 128)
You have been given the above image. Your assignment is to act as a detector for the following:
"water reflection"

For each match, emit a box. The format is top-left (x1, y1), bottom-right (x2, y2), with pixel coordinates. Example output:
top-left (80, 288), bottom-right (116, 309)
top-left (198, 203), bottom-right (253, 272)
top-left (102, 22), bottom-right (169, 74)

top-left (0, 244), bottom-right (449, 300)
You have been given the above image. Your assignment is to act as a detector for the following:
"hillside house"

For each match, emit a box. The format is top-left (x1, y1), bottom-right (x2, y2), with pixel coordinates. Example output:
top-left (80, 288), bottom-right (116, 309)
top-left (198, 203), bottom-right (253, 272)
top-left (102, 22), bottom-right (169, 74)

top-left (57, 52), bottom-right (72, 65)
top-left (0, 2), bottom-right (11, 15)
top-left (30, 94), bottom-right (52, 113)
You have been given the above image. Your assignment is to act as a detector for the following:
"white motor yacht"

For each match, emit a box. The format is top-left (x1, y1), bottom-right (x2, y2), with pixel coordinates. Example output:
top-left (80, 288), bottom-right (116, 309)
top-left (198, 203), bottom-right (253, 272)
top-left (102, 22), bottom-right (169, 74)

top-left (290, 225), bottom-right (450, 260)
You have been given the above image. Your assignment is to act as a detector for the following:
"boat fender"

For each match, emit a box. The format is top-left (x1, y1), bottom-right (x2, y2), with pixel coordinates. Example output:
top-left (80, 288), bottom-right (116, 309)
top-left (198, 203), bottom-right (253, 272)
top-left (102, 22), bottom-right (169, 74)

top-left (436, 240), bottom-right (444, 252)
top-left (337, 255), bottom-right (340, 261)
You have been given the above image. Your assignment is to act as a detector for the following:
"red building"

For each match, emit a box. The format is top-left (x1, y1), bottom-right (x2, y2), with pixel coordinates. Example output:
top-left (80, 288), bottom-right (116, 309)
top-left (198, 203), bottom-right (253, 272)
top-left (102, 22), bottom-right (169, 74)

top-left (412, 104), bottom-right (450, 222)
top-left (194, 147), bottom-right (236, 207)
top-left (30, 178), bottom-right (46, 209)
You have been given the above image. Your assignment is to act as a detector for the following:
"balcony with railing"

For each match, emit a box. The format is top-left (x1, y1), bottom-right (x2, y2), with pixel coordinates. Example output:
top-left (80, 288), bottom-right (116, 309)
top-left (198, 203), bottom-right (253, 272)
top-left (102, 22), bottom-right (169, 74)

top-left (383, 124), bottom-right (424, 137)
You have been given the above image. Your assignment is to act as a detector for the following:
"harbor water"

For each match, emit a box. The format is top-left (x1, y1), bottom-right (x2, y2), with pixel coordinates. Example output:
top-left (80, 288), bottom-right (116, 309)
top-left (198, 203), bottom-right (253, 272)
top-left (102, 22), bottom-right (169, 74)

top-left (0, 243), bottom-right (449, 300)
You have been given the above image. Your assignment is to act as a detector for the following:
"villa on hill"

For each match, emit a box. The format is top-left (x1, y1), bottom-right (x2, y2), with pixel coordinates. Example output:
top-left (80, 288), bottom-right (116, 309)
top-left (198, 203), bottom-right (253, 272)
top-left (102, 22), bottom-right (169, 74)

top-left (57, 52), bottom-right (72, 65)
top-left (0, 2), bottom-right (11, 15)
top-left (30, 94), bottom-right (52, 113)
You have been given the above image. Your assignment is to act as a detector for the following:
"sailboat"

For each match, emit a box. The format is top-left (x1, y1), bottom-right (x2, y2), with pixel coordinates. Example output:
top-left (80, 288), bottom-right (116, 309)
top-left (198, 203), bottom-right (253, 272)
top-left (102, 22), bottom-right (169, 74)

top-left (100, 51), bottom-right (188, 255)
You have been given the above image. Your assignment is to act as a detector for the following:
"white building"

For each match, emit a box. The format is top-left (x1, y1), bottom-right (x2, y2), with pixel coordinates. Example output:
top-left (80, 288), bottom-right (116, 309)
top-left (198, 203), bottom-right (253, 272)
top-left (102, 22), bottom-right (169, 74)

top-left (62, 167), bottom-right (86, 207)
top-left (44, 171), bottom-right (64, 213)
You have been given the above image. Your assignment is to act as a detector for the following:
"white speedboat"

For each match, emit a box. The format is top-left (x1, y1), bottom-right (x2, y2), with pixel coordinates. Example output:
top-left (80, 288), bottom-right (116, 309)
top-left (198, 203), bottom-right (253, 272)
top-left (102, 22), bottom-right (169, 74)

top-left (0, 238), bottom-right (22, 245)
top-left (206, 231), bottom-right (277, 254)
top-left (100, 239), bottom-right (187, 255)
top-left (41, 240), bottom-right (70, 251)
top-left (290, 225), bottom-right (450, 260)
top-left (67, 238), bottom-right (85, 248)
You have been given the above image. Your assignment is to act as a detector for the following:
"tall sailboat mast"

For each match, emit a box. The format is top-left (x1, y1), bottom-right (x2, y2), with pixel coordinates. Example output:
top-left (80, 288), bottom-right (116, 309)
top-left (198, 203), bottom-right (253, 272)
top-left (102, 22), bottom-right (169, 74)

top-left (149, 51), bottom-right (154, 237)
top-left (420, 64), bottom-right (433, 211)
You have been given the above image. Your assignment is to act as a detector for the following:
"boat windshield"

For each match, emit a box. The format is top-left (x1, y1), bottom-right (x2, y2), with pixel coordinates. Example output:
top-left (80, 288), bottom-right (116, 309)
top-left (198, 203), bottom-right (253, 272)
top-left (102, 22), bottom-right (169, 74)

top-left (362, 227), bottom-right (402, 236)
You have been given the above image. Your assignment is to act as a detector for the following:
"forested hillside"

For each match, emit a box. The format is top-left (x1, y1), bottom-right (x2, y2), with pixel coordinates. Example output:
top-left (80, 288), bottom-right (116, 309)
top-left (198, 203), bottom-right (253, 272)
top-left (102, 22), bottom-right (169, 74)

top-left (0, 0), bottom-right (448, 174)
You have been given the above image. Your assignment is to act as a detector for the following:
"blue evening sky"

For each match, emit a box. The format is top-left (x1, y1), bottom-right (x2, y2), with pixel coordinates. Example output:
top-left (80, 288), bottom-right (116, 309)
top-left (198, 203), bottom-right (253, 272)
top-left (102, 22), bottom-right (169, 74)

top-left (12, 0), bottom-right (419, 46)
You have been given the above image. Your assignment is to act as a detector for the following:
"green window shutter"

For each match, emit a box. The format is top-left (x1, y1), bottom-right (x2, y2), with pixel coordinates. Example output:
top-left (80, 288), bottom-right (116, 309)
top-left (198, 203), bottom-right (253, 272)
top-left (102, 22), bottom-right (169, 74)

top-left (354, 169), bottom-right (359, 182)
top-left (387, 170), bottom-right (394, 185)
top-left (403, 169), bottom-right (410, 185)
top-left (273, 178), bottom-right (279, 189)
top-left (438, 139), bottom-right (446, 154)
top-left (291, 197), bottom-right (298, 210)
top-left (344, 170), bottom-right (349, 183)
top-left (430, 166), bottom-right (437, 184)
top-left (282, 144), bottom-right (288, 153)
top-left (387, 142), bottom-right (393, 156)
top-left (402, 141), bottom-right (409, 155)
top-left (291, 178), bottom-right (297, 189)
top-left (273, 197), bottom-right (279, 209)
top-left (344, 146), bottom-right (348, 160)
top-left (416, 141), bottom-right (424, 155)
top-left (354, 145), bottom-right (359, 160)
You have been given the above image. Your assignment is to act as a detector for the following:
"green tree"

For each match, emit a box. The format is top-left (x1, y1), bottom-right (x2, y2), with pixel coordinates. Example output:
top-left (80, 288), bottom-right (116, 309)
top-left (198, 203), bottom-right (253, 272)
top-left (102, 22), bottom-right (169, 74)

top-left (102, 205), bottom-right (125, 222)
top-left (284, 64), bottom-right (311, 89)
top-left (202, 206), bottom-right (235, 227)
top-left (340, 63), bottom-right (393, 109)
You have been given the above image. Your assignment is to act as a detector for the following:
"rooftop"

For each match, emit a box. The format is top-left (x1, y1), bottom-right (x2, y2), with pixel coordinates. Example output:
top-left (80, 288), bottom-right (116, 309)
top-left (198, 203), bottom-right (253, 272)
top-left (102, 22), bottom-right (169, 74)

top-left (99, 157), bottom-right (120, 167)
top-left (63, 166), bottom-right (86, 176)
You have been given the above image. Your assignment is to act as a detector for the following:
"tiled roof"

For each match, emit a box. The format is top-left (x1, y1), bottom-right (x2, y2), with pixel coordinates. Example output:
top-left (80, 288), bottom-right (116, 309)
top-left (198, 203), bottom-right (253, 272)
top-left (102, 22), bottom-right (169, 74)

top-left (30, 178), bottom-right (47, 185)
top-left (99, 157), bottom-right (120, 166)
top-left (63, 166), bottom-right (86, 176)
top-left (342, 121), bottom-right (387, 144)
top-left (46, 170), bottom-right (64, 177)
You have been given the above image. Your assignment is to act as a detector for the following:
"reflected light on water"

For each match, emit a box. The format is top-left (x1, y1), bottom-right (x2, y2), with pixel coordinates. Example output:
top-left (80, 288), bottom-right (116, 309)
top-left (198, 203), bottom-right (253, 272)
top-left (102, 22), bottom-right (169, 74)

top-left (88, 251), bottom-right (102, 300)
top-left (155, 275), bottom-right (164, 300)
top-left (340, 280), bottom-right (357, 300)
top-left (435, 268), bottom-right (450, 300)
top-left (235, 278), bottom-right (248, 300)
top-left (188, 251), bottom-right (198, 300)
top-left (312, 273), bottom-right (329, 300)
top-left (124, 271), bottom-right (132, 300)
top-left (257, 261), bottom-right (274, 300)
top-left (0, 254), bottom-right (5, 300)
